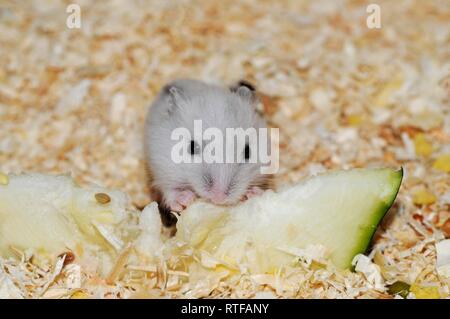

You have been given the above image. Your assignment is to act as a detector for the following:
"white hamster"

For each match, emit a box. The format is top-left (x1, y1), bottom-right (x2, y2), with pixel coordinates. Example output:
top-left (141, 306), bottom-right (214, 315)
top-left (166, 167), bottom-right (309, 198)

top-left (144, 79), bottom-right (272, 226)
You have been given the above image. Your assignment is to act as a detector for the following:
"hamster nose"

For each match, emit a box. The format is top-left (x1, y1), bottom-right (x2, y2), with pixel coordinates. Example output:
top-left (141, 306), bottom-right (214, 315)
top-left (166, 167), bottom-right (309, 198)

top-left (210, 192), bottom-right (227, 204)
top-left (209, 184), bottom-right (228, 204)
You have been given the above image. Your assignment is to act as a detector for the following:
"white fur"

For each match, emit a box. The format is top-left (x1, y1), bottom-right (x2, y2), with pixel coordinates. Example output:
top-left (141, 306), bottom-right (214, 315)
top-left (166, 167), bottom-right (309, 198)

top-left (144, 79), bottom-right (270, 210)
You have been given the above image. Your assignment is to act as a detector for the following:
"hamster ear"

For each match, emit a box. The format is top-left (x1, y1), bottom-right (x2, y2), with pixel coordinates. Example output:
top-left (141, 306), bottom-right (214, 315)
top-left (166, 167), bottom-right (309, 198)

top-left (232, 80), bottom-right (256, 92)
top-left (230, 80), bottom-right (257, 105)
top-left (163, 84), bottom-right (187, 114)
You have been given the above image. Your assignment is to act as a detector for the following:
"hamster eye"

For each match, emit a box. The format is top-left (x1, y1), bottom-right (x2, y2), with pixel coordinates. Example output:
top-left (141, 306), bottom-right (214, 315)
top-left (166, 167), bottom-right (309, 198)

top-left (189, 140), bottom-right (201, 155)
top-left (244, 143), bottom-right (251, 161)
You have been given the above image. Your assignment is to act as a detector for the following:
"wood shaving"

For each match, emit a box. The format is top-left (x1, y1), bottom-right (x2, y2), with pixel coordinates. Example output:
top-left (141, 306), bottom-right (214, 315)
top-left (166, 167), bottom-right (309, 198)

top-left (0, 0), bottom-right (449, 298)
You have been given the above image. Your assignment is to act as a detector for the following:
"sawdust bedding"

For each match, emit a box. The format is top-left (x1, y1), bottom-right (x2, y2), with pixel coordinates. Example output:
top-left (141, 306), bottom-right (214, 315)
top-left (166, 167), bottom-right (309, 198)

top-left (0, 0), bottom-right (449, 299)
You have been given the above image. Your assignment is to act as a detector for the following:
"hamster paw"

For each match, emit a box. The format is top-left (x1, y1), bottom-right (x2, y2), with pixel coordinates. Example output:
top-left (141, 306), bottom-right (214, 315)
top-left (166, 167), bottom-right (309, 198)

top-left (168, 202), bottom-right (184, 212)
top-left (169, 189), bottom-right (197, 212)
top-left (244, 186), bottom-right (264, 200)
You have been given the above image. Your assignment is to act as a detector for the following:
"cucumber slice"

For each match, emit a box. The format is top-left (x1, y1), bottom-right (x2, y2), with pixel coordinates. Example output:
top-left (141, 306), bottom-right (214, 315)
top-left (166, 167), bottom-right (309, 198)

top-left (176, 168), bottom-right (403, 271)
top-left (0, 174), bottom-right (129, 263)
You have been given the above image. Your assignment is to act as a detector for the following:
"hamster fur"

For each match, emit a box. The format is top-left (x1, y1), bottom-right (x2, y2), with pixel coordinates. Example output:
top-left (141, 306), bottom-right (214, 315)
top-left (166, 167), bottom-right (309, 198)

top-left (144, 79), bottom-right (272, 226)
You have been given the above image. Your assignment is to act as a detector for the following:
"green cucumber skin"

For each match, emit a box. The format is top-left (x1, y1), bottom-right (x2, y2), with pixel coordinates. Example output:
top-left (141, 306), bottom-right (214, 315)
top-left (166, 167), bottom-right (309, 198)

top-left (347, 167), bottom-right (403, 269)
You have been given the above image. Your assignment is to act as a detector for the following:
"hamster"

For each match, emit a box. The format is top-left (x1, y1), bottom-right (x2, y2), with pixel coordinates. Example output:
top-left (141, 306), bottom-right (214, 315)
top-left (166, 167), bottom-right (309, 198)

top-left (144, 79), bottom-right (272, 226)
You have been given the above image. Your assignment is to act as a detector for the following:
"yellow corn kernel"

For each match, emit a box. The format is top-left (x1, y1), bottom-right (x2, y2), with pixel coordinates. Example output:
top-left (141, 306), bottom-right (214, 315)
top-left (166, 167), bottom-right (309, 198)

top-left (347, 114), bottom-right (363, 126)
top-left (413, 133), bottom-right (433, 157)
top-left (410, 284), bottom-right (440, 299)
top-left (71, 291), bottom-right (89, 299)
top-left (412, 189), bottom-right (436, 205)
top-left (0, 172), bottom-right (9, 185)
top-left (432, 154), bottom-right (450, 173)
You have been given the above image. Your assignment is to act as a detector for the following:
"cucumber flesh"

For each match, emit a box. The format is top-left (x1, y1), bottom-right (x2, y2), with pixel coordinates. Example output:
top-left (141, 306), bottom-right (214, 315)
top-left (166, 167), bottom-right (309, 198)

top-left (177, 168), bottom-right (403, 271)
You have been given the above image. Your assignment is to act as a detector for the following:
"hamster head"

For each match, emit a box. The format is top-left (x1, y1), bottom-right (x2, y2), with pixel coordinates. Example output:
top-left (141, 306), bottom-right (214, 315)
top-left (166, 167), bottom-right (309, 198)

top-left (162, 80), bottom-right (271, 205)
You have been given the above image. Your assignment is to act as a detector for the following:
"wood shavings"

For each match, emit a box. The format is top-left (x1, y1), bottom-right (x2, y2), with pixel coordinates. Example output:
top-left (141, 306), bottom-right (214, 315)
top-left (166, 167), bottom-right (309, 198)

top-left (64, 264), bottom-right (82, 289)
top-left (1, 0), bottom-right (449, 299)
top-left (0, 266), bottom-right (24, 299)
top-left (106, 245), bottom-right (133, 285)
top-left (436, 240), bottom-right (450, 279)
top-left (38, 256), bottom-right (65, 297)
top-left (352, 254), bottom-right (385, 291)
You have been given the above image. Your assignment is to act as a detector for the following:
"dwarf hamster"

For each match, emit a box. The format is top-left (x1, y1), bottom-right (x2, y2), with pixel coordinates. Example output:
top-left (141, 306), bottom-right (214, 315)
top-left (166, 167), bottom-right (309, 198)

top-left (144, 79), bottom-right (272, 226)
